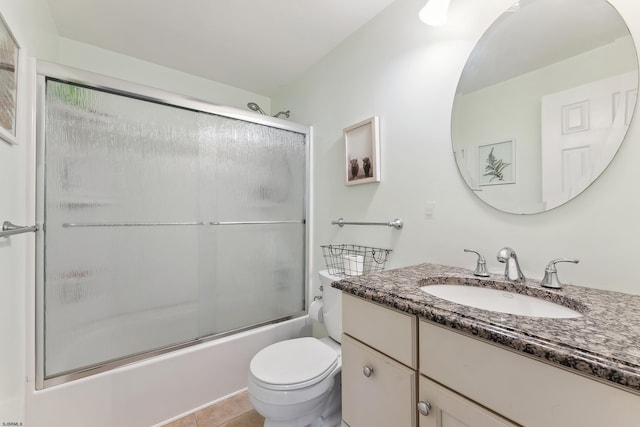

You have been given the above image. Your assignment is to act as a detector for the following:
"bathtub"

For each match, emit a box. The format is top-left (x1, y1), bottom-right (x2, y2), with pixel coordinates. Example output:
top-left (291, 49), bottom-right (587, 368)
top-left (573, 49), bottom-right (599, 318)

top-left (26, 316), bottom-right (310, 427)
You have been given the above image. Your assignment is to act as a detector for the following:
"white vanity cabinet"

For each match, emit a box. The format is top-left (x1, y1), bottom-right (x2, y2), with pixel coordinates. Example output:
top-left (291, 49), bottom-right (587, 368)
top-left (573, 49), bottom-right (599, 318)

top-left (341, 294), bottom-right (417, 427)
top-left (340, 293), bottom-right (640, 427)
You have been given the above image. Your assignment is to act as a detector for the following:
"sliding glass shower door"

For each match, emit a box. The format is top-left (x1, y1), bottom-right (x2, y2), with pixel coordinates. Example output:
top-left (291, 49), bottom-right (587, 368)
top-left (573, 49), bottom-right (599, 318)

top-left (39, 78), bottom-right (307, 385)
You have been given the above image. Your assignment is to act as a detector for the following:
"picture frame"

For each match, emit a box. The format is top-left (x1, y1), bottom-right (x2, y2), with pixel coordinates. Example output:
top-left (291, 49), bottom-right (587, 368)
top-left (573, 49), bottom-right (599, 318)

top-left (344, 116), bottom-right (380, 186)
top-left (477, 139), bottom-right (515, 186)
top-left (0, 12), bottom-right (19, 145)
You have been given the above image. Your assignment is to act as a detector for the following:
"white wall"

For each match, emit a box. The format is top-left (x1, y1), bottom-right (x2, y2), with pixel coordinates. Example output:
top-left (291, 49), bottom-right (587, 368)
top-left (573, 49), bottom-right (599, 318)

top-left (0, 59), bottom-right (31, 427)
top-left (273, 0), bottom-right (640, 296)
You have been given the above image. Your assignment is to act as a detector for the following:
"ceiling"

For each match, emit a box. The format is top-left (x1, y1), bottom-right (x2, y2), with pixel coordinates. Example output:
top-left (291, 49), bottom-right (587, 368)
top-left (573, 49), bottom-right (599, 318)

top-left (46, 0), bottom-right (397, 96)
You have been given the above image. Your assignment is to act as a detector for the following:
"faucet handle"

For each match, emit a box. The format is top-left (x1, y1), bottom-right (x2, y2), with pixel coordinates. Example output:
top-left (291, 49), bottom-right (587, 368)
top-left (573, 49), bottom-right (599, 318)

top-left (464, 249), bottom-right (490, 277)
top-left (541, 258), bottom-right (579, 289)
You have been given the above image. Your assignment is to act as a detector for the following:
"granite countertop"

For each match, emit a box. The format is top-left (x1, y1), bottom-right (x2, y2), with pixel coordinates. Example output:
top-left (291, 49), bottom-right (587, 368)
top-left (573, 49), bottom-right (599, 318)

top-left (331, 263), bottom-right (640, 395)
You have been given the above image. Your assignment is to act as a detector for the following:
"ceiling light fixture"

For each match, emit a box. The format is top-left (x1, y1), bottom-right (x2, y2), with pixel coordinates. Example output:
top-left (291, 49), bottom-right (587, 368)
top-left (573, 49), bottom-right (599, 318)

top-left (419, 0), bottom-right (451, 26)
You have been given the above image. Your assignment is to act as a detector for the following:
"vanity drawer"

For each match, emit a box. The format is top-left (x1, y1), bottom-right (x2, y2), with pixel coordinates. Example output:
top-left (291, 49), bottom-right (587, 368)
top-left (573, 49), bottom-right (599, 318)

top-left (342, 334), bottom-right (416, 427)
top-left (342, 293), bottom-right (416, 368)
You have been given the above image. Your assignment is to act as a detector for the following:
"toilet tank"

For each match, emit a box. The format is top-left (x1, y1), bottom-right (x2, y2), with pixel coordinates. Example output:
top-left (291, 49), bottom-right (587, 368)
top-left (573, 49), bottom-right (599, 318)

top-left (318, 270), bottom-right (343, 343)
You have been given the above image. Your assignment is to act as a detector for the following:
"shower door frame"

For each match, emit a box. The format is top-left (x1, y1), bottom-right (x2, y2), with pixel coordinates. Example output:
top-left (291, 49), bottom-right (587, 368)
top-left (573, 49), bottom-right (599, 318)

top-left (34, 61), bottom-right (312, 389)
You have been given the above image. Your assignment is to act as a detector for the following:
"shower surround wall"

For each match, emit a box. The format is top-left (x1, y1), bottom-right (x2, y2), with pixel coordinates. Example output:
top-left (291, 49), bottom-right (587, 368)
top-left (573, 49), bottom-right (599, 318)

top-left (37, 73), bottom-right (309, 390)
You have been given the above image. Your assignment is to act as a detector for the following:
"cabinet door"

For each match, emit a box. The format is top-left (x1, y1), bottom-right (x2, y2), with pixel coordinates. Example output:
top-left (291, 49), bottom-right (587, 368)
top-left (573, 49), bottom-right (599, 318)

top-left (418, 376), bottom-right (517, 427)
top-left (342, 334), bottom-right (416, 427)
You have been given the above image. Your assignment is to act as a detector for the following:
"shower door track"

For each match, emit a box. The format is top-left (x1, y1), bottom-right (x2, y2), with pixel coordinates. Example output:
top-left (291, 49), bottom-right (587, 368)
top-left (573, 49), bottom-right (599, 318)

top-left (41, 313), bottom-right (304, 388)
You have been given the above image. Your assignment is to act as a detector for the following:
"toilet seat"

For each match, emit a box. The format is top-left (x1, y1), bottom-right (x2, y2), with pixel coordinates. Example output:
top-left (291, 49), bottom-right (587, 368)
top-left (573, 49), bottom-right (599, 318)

top-left (250, 337), bottom-right (339, 391)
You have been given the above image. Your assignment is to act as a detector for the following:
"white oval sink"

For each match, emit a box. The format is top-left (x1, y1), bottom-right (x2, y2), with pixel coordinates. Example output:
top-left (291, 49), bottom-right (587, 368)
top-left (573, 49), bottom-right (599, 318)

top-left (420, 285), bottom-right (582, 318)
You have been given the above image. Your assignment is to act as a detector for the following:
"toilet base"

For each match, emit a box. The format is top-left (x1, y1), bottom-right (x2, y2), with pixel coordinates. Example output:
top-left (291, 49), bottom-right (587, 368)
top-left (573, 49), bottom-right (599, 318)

top-left (259, 373), bottom-right (341, 427)
top-left (315, 373), bottom-right (341, 427)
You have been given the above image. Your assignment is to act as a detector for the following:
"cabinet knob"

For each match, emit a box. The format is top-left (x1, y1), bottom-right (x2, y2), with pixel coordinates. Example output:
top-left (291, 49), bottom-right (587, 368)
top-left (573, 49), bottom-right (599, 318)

top-left (362, 366), bottom-right (374, 377)
top-left (417, 401), bottom-right (432, 416)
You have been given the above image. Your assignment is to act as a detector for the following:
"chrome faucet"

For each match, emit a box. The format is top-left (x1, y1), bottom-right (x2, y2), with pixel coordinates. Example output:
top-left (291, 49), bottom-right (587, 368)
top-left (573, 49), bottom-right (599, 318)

top-left (497, 247), bottom-right (525, 282)
top-left (540, 258), bottom-right (579, 289)
top-left (464, 249), bottom-right (490, 277)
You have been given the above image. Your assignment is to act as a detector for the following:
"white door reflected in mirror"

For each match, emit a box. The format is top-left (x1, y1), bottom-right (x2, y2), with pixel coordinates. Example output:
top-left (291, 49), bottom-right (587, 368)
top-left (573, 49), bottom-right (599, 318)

top-left (541, 72), bottom-right (638, 210)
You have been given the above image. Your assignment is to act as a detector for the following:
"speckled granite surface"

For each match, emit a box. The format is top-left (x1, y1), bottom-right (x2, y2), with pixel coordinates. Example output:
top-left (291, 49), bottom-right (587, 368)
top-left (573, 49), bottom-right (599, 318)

top-left (331, 263), bottom-right (640, 395)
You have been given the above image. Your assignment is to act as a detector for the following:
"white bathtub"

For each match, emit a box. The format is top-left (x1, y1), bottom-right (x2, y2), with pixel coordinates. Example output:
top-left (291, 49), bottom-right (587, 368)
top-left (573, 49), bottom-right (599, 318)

top-left (26, 316), bottom-right (310, 427)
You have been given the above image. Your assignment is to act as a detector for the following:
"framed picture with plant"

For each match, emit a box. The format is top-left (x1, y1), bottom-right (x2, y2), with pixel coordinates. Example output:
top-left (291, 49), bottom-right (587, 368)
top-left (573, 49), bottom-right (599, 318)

top-left (0, 11), bottom-right (18, 145)
top-left (477, 139), bottom-right (515, 186)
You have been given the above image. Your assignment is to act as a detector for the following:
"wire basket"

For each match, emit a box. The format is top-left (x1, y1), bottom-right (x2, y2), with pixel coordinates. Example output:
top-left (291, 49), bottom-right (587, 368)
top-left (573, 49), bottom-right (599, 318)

top-left (320, 244), bottom-right (391, 277)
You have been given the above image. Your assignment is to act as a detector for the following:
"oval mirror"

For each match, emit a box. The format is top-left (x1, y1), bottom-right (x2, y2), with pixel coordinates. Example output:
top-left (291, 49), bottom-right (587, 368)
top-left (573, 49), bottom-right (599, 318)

top-left (451, 0), bottom-right (638, 214)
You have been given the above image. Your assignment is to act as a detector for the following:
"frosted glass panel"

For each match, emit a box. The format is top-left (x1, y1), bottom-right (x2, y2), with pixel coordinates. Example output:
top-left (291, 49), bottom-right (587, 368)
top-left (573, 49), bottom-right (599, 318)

top-left (45, 81), bottom-right (200, 223)
top-left (196, 112), bottom-right (306, 336)
top-left (42, 80), bottom-right (306, 379)
top-left (197, 113), bottom-right (305, 221)
top-left (198, 224), bottom-right (305, 335)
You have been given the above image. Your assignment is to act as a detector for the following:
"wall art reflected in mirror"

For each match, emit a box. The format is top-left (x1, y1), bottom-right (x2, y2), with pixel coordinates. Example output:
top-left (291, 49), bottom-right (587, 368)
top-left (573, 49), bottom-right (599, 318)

top-left (451, 0), bottom-right (639, 214)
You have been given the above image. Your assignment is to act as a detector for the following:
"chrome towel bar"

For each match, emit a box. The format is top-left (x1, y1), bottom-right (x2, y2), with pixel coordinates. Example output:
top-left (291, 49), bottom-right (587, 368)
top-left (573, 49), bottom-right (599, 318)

top-left (331, 217), bottom-right (403, 230)
top-left (1, 221), bottom-right (38, 238)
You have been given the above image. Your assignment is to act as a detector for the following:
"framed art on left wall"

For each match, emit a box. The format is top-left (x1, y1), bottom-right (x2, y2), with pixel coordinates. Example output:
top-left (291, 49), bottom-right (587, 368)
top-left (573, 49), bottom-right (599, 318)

top-left (0, 11), bottom-right (18, 145)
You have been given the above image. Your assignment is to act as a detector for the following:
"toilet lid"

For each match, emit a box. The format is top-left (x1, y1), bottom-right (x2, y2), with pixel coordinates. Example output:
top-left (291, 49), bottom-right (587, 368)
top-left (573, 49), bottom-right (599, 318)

top-left (250, 337), bottom-right (338, 389)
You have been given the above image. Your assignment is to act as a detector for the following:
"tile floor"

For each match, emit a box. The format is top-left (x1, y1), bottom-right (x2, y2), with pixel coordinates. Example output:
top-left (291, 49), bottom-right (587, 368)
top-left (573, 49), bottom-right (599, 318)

top-left (163, 391), bottom-right (264, 427)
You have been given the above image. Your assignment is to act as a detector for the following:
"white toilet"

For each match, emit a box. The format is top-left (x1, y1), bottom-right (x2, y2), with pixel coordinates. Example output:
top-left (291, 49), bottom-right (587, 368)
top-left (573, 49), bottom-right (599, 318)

top-left (247, 270), bottom-right (343, 427)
